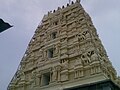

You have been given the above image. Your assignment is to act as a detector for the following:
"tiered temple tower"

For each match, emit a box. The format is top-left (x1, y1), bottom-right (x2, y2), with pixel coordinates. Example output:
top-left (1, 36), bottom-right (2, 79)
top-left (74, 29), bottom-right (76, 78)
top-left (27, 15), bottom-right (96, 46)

top-left (8, 0), bottom-right (120, 90)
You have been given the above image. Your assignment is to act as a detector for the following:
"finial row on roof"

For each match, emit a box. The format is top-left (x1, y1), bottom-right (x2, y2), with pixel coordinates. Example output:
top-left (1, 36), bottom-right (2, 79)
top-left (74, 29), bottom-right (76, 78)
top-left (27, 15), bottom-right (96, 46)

top-left (48, 0), bottom-right (80, 14)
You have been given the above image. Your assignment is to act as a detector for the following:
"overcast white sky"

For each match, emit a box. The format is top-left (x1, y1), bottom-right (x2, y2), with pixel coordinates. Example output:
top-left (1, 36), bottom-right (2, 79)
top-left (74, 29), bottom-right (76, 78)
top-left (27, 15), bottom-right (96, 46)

top-left (0, 0), bottom-right (120, 90)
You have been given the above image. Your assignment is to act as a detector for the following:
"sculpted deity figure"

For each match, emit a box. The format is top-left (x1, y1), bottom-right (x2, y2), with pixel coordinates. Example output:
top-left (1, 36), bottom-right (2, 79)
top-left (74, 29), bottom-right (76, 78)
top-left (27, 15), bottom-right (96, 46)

top-left (52, 67), bottom-right (57, 81)
top-left (31, 71), bottom-right (36, 79)
top-left (31, 71), bottom-right (37, 86)
top-left (20, 71), bottom-right (25, 81)
top-left (75, 57), bottom-right (82, 66)
top-left (82, 29), bottom-right (91, 39)
top-left (61, 59), bottom-right (69, 70)
top-left (35, 71), bottom-right (41, 85)
top-left (78, 34), bottom-right (85, 42)
top-left (81, 53), bottom-right (90, 65)
top-left (85, 31), bottom-right (91, 39)
top-left (90, 51), bottom-right (98, 62)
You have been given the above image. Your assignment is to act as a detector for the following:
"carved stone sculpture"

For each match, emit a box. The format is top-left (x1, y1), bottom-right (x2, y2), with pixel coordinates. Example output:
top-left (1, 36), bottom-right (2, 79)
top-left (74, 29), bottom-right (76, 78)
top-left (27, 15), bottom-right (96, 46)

top-left (61, 59), bottom-right (69, 70)
top-left (90, 51), bottom-right (98, 62)
top-left (52, 67), bottom-right (57, 82)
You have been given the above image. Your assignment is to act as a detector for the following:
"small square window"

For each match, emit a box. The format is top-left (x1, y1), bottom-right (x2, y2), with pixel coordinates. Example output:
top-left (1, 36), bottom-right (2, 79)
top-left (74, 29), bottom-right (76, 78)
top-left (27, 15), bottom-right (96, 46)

top-left (51, 32), bottom-right (57, 39)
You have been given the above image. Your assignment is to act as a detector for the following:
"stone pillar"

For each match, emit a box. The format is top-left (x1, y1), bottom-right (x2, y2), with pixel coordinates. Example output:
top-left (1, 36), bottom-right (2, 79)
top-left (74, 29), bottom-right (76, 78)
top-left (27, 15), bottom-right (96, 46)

top-left (60, 70), bottom-right (69, 81)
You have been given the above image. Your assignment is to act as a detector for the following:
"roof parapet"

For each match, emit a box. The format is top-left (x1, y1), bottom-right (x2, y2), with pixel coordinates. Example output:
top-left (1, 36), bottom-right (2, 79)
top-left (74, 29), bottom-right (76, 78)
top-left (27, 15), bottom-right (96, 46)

top-left (44, 0), bottom-right (81, 19)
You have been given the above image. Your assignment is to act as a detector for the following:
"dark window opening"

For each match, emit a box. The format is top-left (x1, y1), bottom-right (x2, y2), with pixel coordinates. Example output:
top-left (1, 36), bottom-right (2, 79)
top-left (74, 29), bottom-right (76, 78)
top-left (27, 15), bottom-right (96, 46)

top-left (48, 48), bottom-right (54, 58)
top-left (51, 32), bottom-right (57, 39)
top-left (42, 72), bottom-right (50, 86)
top-left (54, 21), bottom-right (58, 25)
